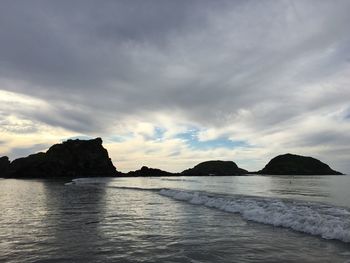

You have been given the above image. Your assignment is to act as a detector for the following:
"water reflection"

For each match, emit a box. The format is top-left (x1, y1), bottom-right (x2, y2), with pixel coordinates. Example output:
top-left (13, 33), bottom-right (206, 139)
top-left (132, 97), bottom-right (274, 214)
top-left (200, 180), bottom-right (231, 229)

top-left (0, 179), bottom-right (111, 262)
top-left (40, 180), bottom-right (109, 262)
top-left (0, 180), bottom-right (49, 262)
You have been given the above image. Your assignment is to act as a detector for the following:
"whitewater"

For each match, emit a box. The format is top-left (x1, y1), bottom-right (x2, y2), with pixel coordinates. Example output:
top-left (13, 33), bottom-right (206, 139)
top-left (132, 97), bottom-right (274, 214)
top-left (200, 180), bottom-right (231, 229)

top-left (160, 189), bottom-right (350, 242)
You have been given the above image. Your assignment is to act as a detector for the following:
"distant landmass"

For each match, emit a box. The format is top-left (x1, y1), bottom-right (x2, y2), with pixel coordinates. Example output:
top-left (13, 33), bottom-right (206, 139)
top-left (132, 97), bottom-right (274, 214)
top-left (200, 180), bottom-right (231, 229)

top-left (257, 153), bottom-right (343, 175)
top-left (0, 138), bottom-right (344, 178)
top-left (182, 160), bottom-right (247, 176)
top-left (122, 161), bottom-right (247, 177)
top-left (126, 166), bottom-right (178, 177)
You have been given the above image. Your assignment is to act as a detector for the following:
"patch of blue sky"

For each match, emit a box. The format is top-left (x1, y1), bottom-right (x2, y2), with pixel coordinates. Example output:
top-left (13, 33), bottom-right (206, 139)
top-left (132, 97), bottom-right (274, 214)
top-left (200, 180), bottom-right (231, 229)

top-left (175, 130), bottom-right (250, 150)
top-left (141, 126), bottom-right (167, 141)
top-left (153, 127), bottom-right (166, 140)
top-left (175, 129), bottom-right (199, 142)
top-left (106, 134), bottom-right (133, 143)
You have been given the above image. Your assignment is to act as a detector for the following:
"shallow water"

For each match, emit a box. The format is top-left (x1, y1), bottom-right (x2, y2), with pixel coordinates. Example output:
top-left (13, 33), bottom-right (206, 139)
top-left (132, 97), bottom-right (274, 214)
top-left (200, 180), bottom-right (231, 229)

top-left (1, 175), bottom-right (350, 262)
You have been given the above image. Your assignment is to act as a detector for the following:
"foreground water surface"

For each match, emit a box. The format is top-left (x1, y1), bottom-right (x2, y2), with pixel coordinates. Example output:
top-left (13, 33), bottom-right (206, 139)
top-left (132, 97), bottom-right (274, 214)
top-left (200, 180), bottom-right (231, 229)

top-left (1, 175), bottom-right (350, 262)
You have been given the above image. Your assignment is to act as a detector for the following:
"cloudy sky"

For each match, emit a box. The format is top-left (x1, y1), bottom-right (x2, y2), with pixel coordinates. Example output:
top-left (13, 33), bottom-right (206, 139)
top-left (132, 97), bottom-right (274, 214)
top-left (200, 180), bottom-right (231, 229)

top-left (1, 0), bottom-right (350, 173)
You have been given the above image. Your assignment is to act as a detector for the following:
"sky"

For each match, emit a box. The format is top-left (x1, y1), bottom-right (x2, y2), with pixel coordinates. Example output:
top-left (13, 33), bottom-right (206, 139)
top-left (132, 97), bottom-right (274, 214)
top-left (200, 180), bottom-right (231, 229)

top-left (1, 0), bottom-right (350, 173)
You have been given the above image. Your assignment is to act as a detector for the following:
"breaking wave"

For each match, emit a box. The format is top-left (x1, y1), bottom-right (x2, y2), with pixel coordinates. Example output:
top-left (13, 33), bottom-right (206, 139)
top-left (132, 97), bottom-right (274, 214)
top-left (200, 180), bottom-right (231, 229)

top-left (159, 189), bottom-right (350, 243)
top-left (66, 178), bottom-right (350, 243)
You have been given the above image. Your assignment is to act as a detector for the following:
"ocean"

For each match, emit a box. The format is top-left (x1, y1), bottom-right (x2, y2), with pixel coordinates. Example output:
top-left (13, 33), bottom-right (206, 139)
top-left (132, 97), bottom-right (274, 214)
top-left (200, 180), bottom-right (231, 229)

top-left (1, 175), bottom-right (350, 262)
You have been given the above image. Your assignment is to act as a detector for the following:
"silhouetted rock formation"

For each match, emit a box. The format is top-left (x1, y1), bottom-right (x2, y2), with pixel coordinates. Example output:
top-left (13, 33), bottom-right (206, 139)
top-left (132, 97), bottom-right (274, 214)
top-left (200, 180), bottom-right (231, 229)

top-left (3, 139), bottom-right (343, 178)
top-left (2, 138), bottom-right (117, 178)
top-left (126, 166), bottom-right (178, 177)
top-left (182, 160), bottom-right (247, 176)
top-left (0, 156), bottom-right (10, 175)
top-left (258, 153), bottom-right (342, 175)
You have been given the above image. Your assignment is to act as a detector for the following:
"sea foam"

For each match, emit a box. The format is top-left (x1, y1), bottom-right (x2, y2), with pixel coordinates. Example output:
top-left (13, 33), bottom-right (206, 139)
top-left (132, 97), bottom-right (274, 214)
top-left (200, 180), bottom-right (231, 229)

top-left (160, 189), bottom-right (350, 242)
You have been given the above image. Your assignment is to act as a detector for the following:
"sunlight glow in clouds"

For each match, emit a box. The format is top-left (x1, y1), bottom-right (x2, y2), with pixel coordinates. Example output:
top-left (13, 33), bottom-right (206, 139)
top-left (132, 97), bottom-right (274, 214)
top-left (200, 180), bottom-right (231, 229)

top-left (0, 0), bottom-right (350, 172)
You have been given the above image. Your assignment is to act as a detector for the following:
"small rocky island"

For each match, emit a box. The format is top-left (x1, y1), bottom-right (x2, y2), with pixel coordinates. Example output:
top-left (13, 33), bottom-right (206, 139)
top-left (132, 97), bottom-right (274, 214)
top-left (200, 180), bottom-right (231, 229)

top-left (182, 160), bottom-right (248, 176)
top-left (257, 153), bottom-right (342, 175)
top-left (1, 138), bottom-right (117, 178)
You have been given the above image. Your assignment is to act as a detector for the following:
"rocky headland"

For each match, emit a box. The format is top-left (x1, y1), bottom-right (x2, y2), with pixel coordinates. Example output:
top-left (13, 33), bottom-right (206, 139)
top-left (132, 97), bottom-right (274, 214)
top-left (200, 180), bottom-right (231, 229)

top-left (1, 138), bottom-right (117, 178)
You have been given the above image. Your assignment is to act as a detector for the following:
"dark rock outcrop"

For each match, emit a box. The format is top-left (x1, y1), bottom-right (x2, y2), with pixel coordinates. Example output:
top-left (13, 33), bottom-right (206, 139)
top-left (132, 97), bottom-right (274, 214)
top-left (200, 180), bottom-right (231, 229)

top-left (182, 160), bottom-right (247, 176)
top-left (258, 153), bottom-right (342, 175)
top-left (3, 138), bottom-right (117, 178)
top-left (126, 166), bottom-right (178, 177)
top-left (0, 156), bottom-right (10, 176)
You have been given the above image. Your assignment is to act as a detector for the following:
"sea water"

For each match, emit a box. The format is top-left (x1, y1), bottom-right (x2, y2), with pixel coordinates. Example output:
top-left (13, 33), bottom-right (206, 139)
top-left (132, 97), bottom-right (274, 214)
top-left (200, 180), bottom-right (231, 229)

top-left (1, 175), bottom-right (350, 262)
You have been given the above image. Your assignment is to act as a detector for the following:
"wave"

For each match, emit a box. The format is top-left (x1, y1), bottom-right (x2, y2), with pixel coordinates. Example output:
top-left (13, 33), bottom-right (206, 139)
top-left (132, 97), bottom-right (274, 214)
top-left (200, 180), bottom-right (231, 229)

top-left (107, 186), bottom-right (162, 191)
top-left (64, 177), bottom-right (114, 186)
top-left (160, 189), bottom-right (350, 243)
top-left (161, 178), bottom-right (199, 182)
top-left (66, 178), bottom-right (350, 243)
top-left (66, 178), bottom-right (162, 191)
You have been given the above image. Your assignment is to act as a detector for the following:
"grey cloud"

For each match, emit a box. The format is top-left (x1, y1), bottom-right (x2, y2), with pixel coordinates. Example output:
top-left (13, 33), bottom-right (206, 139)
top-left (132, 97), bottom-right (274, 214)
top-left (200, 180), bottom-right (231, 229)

top-left (0, 0), bottom-right (350, 149)
top-left (7, 143), bottom-right (50, 160)
top-left (0, 118), bottom-right (38, 134)
top-left (0, 0), bottom-right (218, 90)
top-left (291, 130), bottom-right (350, 148)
